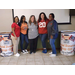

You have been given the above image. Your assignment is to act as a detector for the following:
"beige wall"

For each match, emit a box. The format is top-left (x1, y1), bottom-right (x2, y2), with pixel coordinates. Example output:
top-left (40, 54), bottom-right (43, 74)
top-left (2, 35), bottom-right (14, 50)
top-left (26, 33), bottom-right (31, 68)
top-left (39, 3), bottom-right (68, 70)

top-left (14, 9), bottom-right (69, 23)
top-left (58, 16), bottom-right (75, 31)
top-left (0, 9), bottom-right (75, 32)
top-left (0, 9), bottom-right (13, 32)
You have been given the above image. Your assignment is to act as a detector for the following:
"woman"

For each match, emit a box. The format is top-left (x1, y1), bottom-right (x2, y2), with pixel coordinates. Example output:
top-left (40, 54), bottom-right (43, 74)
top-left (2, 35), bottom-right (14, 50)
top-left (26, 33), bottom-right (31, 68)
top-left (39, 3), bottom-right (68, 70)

top-left (28, 15), bottom-right (38, 54)
top-left (11, 16), bottom-right (20, 57)
top-left (47, 13), bottom-right (58, 57)
top-left (38, 12), bottom-right (49, 53)
top-left (18, 15), bottom-right (29, 54)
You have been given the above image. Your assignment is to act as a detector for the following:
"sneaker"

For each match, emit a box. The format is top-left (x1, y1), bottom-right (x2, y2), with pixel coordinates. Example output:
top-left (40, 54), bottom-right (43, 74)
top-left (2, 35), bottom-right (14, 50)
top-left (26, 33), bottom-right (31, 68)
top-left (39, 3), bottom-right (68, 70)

top-left (42, 49), bottom-right (47, 54)
top-left (30, 52), bottom-right (33, 54)
top-left (42, 50), bottom-right (45, 53)
top-left (49, 54), bottom-right (56, 57)
top-left (25, 49), bottom-right (28, 53)
top-left (0, 53), bottom-right (5, 57)
top-left (21, 50), bottom-right (26, 54)
top-left (49, 52), bottom-right (52, 54)
top-left (17, 53), bottom-right (20, 55)
top-left (33, 51), bottom-right (36, 53)
top-left (14, 53), bottom-right (20, 57)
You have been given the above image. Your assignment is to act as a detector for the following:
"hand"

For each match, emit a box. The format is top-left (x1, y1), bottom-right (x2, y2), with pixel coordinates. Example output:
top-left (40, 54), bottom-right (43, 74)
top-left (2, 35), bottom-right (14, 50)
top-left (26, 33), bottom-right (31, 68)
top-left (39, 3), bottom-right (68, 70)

top-left (15, 37), bottom-right (17, 40)
top-left (50, 35), bottom-right (53, 39)
top-left (48, 40), bottom-right (49, 42)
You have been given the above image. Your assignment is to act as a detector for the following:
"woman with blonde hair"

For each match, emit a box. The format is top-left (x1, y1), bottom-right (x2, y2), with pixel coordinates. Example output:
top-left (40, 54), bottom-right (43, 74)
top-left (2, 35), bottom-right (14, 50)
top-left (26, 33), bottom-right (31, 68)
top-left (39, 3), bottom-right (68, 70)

top-left (28, 15), bottom-right (38, 54)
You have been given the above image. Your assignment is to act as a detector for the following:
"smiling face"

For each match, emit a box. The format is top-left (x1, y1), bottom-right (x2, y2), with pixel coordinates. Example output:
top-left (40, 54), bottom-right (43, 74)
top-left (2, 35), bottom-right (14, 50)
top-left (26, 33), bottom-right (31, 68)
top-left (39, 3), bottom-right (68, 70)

top-left (14, 17), bottom-right (19, 23)
top-left (31, 16), bottom-right (34, 23)
top-left (41, 14), bottom-right (44, 20)
top-left (22, 17), bottom-right (25, 22)
top-left (49, 15), bottom-right (53, 21)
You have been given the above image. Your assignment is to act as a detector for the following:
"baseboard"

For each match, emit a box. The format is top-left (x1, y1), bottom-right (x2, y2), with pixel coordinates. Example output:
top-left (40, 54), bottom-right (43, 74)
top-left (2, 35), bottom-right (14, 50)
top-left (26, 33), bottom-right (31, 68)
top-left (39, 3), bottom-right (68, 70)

top-left (18, 48), bottom-right (60, 51)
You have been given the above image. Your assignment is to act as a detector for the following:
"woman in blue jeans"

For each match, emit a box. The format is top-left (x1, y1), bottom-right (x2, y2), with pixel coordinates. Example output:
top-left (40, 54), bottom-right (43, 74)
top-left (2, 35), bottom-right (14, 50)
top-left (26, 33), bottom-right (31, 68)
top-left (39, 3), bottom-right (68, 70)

top-left (38, 12), bottom-right (49, 53)
top-left (47, 13), bottom-right (58, 57)
top-left (18, 15), bottom-right (29, 54)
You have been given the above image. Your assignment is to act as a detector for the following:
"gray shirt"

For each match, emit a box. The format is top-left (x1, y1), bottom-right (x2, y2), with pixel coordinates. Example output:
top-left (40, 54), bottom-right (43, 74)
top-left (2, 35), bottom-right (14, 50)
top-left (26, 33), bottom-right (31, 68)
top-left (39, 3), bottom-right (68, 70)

top-left (28, 23), bottom-right (38, 39)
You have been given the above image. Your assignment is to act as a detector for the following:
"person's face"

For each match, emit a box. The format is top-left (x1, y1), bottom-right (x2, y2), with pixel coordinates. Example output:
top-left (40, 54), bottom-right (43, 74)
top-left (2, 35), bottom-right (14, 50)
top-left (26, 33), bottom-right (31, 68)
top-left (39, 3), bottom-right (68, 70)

top-left (49, 15), bottom-right (53, 20)
top-left (15, 17), bottom-right (18, 23)
top-left (31, 16), bottom-right (34, 23)
top-left (41, 14), bottom-right (44, 20)
top-left (22, 17), bottom-right (25, 22)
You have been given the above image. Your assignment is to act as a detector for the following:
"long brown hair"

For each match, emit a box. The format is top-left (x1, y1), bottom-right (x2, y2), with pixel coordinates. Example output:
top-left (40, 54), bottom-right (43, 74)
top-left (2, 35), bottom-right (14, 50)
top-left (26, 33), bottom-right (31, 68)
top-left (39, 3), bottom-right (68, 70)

top-left (29, 15), bottom-right (37, 25)
top-left (38, 12), bottom-right (48, 22)
top-left (14, 16), bottom-right (19, 23)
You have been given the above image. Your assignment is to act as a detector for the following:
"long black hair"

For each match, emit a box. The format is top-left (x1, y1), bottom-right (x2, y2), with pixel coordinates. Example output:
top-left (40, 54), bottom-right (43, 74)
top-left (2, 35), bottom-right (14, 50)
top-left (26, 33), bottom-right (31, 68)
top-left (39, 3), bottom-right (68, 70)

top-left (38, 12), bottom-right (48, 22)
top-left (20, 15), bottom-right (27, 23)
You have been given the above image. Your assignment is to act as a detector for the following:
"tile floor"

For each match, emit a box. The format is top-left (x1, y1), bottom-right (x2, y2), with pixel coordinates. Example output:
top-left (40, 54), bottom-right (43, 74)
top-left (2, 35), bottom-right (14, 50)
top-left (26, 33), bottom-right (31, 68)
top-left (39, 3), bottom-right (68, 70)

top-left (0, 50), bottom-right (75, 65)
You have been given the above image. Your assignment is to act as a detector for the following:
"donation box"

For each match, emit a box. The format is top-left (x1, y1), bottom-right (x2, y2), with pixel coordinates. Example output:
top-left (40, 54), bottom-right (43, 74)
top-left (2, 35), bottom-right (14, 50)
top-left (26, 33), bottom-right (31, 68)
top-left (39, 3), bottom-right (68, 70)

top-left (0, 32), bottom-right (13, 57)
top-left (60, 30), bottom-right (75, 56)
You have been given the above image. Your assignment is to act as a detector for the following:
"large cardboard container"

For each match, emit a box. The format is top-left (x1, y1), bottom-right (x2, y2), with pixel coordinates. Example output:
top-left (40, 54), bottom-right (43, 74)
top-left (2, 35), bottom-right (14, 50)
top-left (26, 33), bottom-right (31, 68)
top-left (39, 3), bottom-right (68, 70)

top-left (0, 32), bottom-right (13, 57)
top-left (60, 30), bottom-right (75, 56)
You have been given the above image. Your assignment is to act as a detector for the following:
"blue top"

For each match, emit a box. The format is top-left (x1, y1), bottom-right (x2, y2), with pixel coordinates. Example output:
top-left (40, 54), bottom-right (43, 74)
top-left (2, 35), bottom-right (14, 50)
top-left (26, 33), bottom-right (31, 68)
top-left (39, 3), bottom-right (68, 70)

top-left (47, 20), bottom-right (58, 39)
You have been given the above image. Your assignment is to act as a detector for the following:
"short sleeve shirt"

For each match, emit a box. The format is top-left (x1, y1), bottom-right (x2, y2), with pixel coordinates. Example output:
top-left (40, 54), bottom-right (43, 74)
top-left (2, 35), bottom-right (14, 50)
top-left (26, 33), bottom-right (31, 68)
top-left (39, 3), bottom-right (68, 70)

top-left (11, 23), bottom-right (20, 37)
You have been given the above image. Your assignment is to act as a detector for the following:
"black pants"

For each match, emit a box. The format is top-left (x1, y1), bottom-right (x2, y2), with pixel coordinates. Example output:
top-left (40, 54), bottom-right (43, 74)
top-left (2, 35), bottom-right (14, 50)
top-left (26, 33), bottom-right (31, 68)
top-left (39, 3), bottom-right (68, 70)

top-left (29, 36), bottom-right (38, 53)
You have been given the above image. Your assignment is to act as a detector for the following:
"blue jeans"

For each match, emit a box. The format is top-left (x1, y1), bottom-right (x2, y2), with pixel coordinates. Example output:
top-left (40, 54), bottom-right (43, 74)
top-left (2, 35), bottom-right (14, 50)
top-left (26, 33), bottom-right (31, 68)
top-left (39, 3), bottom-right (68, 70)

top-left (20, 33), bottom-right (29, 51)
top-left (50, 38), bottom-right (56, 54)
top-left (39, 34), bottom-right (47, 48)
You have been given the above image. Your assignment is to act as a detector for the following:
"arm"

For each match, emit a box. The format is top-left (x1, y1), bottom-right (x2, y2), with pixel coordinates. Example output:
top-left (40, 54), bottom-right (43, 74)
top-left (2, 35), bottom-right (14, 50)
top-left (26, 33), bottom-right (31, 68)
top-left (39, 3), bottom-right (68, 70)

top-left (12, 28), bottom-right (17, 40)
top-left (26, 22), bottom-right (28, 29)
top-left (18, 22), bottom-right (21, 27)
top-left (51, 21), bottom-right (58, 39)
top-left (36, 22), bottom-right (38, 29)
top-left (51, 21), bottom-right (58, 36)
top-left (27, 23), bottom-right (30, 30)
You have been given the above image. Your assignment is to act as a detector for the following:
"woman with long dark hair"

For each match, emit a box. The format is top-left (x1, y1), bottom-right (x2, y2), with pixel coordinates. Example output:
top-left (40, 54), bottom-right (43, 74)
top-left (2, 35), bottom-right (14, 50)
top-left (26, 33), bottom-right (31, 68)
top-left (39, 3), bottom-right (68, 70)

top-left (18, 15), bottom-right (29, 54)
top-left (38, 12), bottom-right (49, 53)
top-left (11, 16), bottom-right (20, 57)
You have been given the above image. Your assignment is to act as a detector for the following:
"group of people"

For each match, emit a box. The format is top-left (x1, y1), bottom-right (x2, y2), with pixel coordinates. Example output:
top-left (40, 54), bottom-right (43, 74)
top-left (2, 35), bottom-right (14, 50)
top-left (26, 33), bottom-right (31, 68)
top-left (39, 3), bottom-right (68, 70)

top-left (11, 12), bottom-right (58, 57)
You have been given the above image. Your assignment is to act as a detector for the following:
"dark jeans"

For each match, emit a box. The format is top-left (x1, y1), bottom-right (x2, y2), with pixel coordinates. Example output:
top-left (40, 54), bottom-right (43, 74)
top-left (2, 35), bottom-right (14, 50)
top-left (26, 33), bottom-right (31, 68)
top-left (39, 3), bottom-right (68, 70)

top-left (29, 36), bottom-right (38, 53)
top-left (39, 34), bottom-right (47, 48)
top-left (20, 33), bottom-right (29, 51)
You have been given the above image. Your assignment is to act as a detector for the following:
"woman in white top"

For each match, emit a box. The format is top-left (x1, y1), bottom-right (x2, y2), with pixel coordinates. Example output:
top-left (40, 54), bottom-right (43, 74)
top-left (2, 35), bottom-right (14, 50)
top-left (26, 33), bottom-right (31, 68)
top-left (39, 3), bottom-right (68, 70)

top-left (28, 15), bottom-right (38, 54)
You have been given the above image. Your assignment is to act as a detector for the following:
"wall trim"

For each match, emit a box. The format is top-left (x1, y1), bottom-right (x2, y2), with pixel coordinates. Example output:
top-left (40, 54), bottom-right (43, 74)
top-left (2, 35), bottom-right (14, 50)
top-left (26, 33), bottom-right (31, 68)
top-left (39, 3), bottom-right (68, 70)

top-left (18, 48), bottom-right (60, 52)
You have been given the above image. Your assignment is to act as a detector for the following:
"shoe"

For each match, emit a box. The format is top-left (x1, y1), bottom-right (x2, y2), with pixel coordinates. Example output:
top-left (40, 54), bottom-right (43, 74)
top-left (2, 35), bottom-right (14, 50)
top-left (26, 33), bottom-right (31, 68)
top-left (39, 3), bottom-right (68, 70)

top-left (17, 53), bottom-right (20, 55)
top-left (33, 51), bottom-right (36, 53)
top-left (49, 54), bottom-right (56, 57)
top-left (25, 49), bottom-right (28, 53)
top-left (0, 53), bottom-right (5, 57)
top-left (21, 50), bottom-right (26, 54)
top-left (42, 49), bottom-right (47, 54)
top-left (14, 53), bottom-right (20, 57)
top-left (30, 52), bottom-right (33, 54)
top-left (49, 52), bottom-right (52, 54)
top-left (42, 50), bottom-right (44, 53)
